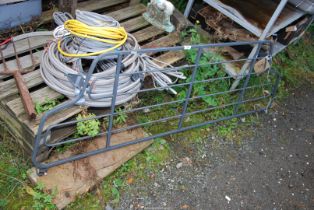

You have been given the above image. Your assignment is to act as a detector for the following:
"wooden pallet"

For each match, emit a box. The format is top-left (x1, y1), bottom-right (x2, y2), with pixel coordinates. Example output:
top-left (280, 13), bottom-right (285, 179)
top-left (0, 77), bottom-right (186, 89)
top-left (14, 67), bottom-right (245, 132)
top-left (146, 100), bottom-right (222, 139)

top-left (0, 1), bottom-right (188, 157)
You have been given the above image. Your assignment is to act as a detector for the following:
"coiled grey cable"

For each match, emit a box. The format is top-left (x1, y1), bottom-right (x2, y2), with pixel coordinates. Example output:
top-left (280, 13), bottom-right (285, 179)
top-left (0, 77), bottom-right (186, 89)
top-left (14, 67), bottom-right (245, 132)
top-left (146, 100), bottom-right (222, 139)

top-left (40, 11), bottom-right (185, 107)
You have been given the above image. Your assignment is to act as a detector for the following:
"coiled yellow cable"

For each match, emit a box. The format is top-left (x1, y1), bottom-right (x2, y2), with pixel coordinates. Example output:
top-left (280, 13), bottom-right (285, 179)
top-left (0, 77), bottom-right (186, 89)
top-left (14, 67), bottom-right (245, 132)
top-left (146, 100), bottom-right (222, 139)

top-left (57, 19), bottom-right (128, 57)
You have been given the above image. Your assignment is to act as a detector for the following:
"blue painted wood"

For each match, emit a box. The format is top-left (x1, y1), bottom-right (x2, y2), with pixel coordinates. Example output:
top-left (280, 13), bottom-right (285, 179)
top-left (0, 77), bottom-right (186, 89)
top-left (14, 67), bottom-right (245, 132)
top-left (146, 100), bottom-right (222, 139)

top-left (0, 0), bottom-right (41, 30)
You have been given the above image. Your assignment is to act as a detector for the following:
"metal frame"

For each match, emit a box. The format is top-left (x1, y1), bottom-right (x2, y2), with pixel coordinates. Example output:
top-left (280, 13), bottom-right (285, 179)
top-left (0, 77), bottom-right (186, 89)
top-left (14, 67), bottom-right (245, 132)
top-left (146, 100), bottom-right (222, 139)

top-left (184, 0), bottom-right (290, 90)
top-left (32, 40), bottom-right (280, 175)
top-left (184, 0), bottom-right (304, 37)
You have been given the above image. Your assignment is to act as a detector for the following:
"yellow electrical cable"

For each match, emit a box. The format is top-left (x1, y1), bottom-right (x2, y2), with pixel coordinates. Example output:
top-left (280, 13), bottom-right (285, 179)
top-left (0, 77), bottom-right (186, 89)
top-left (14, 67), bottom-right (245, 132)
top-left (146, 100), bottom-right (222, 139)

top-left (57, 19), bottom-right (128, 57)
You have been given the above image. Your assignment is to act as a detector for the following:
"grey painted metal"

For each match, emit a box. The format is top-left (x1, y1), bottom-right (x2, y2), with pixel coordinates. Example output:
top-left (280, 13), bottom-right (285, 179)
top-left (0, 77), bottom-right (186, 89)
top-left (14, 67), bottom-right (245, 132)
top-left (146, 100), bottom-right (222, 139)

top-left (106, 54), bottom-right (123, 148)
top-left (230, 0), bottom-right (289, 91)
top-left (202, 0), bottom-right (304, 37)
top-left (32, 40), bottom-right (280, 175)
top-left (178, 48), bottom-right (202, 129)
top-left (184, 0), bottom-right (195, 17)
top-left (289, 0), bottom-right (314, 14)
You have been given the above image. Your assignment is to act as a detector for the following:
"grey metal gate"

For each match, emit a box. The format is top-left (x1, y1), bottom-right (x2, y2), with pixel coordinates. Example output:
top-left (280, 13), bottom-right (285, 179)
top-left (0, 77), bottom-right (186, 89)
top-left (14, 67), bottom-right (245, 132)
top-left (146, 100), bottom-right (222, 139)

top-left (32, 40), bottom-right (280, 175)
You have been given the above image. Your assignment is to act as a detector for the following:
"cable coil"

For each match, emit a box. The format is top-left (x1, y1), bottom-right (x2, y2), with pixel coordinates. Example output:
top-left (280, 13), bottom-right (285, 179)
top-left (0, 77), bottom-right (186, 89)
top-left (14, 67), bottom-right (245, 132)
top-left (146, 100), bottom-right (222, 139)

top-left (40, 10), bottom-right (185, 107)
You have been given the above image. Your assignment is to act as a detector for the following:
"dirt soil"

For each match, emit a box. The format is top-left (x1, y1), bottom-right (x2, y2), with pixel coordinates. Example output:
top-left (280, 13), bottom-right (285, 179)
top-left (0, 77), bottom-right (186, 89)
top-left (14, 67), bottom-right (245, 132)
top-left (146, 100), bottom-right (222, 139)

top-left (116, 83), bottom-right (314, 209)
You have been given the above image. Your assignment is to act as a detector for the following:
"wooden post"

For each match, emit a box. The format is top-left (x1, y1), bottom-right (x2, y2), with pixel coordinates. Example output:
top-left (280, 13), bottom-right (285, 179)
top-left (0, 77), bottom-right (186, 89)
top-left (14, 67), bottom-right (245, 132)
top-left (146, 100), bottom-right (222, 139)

top-left (58, 0), bottom-right (78, 17)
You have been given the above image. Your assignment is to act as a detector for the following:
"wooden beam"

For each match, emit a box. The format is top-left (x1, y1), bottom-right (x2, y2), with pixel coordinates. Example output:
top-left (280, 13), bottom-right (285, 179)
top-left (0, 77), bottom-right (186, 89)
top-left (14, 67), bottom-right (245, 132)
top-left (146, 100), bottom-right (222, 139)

top-left (129, 0), bottom-right (141, 5)
top-left (58, 0), bottom-right (78, 17)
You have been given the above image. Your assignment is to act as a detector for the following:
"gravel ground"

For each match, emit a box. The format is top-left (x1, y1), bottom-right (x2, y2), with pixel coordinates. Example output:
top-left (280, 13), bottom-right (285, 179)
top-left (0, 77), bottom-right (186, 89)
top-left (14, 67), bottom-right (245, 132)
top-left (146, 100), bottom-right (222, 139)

top-left (116, 84), bottom-right (314, 210)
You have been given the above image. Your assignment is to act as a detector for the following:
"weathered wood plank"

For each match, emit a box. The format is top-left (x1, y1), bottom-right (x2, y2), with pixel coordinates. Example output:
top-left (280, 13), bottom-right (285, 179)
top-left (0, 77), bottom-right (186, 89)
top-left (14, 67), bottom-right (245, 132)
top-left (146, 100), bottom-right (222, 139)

top-left (28, 128), bottom-right (151, 210)
top-left (107, 4), bottom-right (146, 21)
top-left (58, 0), bottom-right (78, 16)
top-left (40, 0), bottom-right (128, 24)
top-left (121, 16), bottom-right (150, 33)
top-left (0, 103), bottom-right (34, 154)
top-left (156, 51), bottom-right (186, 68)
top-left (133, 26), bottom-right (165, 43)
top-left (1, 35), bottom-right (52, 59)
top-left (0, 70), bottom-right (43, 100)
top-left (142, 32), bottom-right (181, 50)
top-left (172, 9), bottom-right (192, 30)
top-left (129, 0), bottom-right (141, 5)
top-left (6, 87), bottom-right (61, 117)
top-left (20, 103), bottom-right (83, 135)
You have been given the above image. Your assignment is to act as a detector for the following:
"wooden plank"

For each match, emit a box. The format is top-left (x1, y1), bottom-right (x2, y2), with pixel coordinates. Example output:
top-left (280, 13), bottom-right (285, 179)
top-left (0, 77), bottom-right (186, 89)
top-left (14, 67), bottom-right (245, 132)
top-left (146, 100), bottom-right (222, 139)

top-left (107, 4), bottom-right (146, 21)
top-left (19, 103), bottom-right (82, 135)
top-left (129, 0), bottom-right (141, 5)
top-left (133, 26), bottom-right (165, 43)
top-left (0, 103), bottom-right (34, 154)
top-left (40, 0), bottom-right (128, 24)
top-left (28, 128), bottom-right (151, 209)
top-left (58, 0), bottom-right (78, 16)
top-left (6, 87), bottom-right (61, 118)
top-left (1, 35), bottom-right (52, 59)
top-left (121, 16), bottom-right (150, 32)
top-left (155, 51), bottom-right (186, 67)
top-left (0, 70), bottom-right (43, 100)
top-left (172, 9), bottom-right (192, 30)
top-left (142, 32), bottom-right (181, 49)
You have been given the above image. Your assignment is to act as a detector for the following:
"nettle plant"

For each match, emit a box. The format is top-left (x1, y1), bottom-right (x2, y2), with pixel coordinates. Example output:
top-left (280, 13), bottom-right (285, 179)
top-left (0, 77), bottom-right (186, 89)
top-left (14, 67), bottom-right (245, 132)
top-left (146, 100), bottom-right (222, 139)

top-left (76, 112), bottom-right (101, 137)
top-left (177, 28), bottom-right (230, 106)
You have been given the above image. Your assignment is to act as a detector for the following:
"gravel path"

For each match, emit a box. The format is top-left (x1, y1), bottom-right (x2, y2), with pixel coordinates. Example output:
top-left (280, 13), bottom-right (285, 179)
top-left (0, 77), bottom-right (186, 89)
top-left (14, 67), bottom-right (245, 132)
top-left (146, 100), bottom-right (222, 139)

top-left (117, 84), bottom-right (314, 210)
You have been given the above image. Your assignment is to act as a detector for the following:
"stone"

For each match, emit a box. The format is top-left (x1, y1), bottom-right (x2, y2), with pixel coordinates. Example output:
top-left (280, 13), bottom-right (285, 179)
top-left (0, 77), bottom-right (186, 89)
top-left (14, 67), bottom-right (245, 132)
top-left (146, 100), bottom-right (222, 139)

top-left (143, 0), bottom-right (175, 33)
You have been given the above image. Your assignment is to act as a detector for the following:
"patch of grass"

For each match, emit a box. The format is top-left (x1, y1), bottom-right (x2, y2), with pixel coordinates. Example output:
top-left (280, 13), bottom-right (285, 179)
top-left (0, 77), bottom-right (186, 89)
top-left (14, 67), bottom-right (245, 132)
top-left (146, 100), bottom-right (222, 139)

top-left (0, 124), bottom-right (29, 208)
top-left (274, 34), bottom-right (314, 89)
top-left (25, 183), bottom-right (57, 210)
top-left (0, 123), bottom-right (57, 209)
top-left (35, 96), bottom-right (65, 114)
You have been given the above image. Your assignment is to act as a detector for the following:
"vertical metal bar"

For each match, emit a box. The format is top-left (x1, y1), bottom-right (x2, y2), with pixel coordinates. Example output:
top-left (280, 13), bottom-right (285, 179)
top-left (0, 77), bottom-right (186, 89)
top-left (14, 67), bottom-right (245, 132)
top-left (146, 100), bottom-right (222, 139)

top-left (27, 37), bottom-right (36, 70)
top-left (0, 46), bottom-right (8, 72)
top-left (233, 43), bottom-right (263, 114)
top-left (230, 0), bottom-right (288, 90)
top-left (178, 48), bottom-right (202, 129)
top-left (106, 53), bottom-right (122, 147)
top-left (12, 41), bottom-right (22, 70)
top-left (266, 69), bottom-right (281, 110)
top-left (184, 0), bottom-right (195, 17)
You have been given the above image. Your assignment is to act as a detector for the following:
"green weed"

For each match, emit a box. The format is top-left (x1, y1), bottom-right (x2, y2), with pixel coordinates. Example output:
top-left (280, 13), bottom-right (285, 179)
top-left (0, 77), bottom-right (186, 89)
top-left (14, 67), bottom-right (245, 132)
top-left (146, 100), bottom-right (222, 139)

top-left (274, 36), bottom-right (314, 88)
top-left (25, 183), bottom-right (57, 210)
top-left (76, 112), bottom-right (101, 137)
top-left (113, 107), bottom-right (128, 126)
top-left (35, 96), bottom-right (65, 114)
